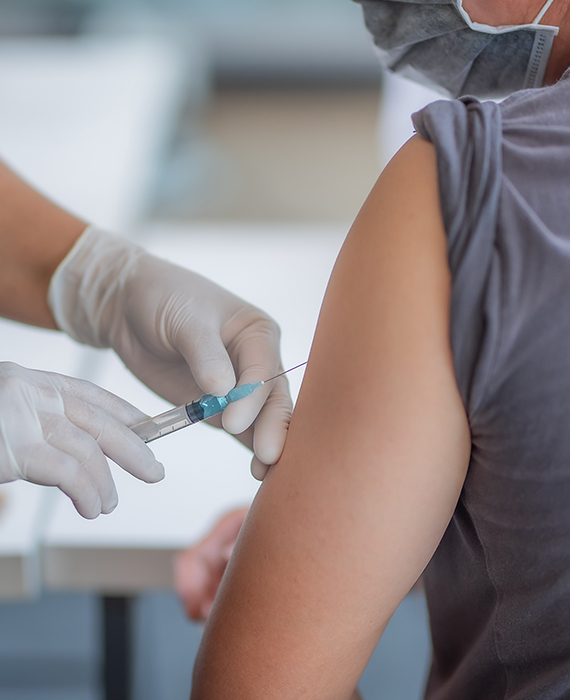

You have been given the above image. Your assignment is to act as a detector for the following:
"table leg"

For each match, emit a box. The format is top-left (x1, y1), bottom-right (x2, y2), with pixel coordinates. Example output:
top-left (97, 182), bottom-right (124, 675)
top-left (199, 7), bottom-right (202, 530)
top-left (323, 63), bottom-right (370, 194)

top-left (103, 595), bottom-right (132, 700)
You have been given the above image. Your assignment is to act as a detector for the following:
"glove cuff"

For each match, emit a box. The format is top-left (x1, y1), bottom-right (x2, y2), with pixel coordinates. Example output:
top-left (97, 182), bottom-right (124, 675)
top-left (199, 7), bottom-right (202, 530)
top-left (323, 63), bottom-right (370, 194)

top-left (48, 225), bottom-right (144, 348)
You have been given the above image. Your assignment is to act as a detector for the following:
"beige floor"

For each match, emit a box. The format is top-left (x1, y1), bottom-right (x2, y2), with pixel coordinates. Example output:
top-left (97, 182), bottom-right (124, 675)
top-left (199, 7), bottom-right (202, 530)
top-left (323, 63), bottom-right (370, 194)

top-left (188, 87), bottom-right (382, 224)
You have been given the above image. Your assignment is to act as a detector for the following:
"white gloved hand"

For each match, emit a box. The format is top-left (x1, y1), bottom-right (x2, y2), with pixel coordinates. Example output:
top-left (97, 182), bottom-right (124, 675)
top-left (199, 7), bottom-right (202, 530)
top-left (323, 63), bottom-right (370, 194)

top-left (48, 227), bottom-right (292, 479)
top-left (0, 362), bottom-right (164, 519)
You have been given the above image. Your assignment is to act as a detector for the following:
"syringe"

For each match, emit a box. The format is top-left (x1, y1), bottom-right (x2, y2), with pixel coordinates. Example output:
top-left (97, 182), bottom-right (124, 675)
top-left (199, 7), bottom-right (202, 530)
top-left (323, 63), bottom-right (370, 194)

top-left (131, 362), bottom-right (307, 444)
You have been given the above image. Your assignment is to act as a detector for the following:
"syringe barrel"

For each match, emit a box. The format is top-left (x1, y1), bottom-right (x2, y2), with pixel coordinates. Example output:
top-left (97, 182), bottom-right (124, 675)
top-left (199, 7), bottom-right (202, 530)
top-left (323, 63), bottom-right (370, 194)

top-left (132, 403), bottom-right (201, 443)
top-left (131, 385), bottom-right (259, 443)
top-left (131, 395), bottom-right (225, 443)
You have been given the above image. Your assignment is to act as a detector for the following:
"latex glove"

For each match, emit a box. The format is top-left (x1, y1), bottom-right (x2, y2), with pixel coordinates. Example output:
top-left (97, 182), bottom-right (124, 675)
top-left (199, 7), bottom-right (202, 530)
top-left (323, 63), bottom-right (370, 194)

top-left (48, 227), bottom-right (292, 480)
top-left (0, 362), bottom-right (164, 519)
top-left (174, 507), bottom-right (248, 620)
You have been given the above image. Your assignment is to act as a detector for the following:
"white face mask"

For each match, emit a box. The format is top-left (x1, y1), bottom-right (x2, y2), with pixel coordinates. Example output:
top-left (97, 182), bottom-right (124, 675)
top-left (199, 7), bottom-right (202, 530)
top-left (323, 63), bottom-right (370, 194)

top-left (454, 0), bottom-right (559, 89)
top-left (356, 0), bottom-right (560, 99)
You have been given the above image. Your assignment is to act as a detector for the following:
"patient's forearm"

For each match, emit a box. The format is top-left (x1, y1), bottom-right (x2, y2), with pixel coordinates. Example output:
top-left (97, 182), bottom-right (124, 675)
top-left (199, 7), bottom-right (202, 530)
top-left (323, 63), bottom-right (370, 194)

top-left (0, 160), bottom-right (85, 328)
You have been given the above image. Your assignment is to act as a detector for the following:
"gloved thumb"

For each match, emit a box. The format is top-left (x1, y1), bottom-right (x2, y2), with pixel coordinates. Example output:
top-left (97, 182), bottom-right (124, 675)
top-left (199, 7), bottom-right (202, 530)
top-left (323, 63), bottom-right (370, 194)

top-left (174, 323), bottom-right (236, 397)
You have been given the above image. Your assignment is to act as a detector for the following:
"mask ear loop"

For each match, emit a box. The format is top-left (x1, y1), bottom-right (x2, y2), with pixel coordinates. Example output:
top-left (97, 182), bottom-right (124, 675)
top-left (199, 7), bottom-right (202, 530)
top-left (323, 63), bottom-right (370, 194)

top-left (534, 0), bottom-right (557, 24)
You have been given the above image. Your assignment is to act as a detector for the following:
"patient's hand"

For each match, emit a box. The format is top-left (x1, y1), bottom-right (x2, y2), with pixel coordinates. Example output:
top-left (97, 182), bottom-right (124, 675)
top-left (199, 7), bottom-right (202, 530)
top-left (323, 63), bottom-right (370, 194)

top-left (175, 507), bottom-right (248, 621)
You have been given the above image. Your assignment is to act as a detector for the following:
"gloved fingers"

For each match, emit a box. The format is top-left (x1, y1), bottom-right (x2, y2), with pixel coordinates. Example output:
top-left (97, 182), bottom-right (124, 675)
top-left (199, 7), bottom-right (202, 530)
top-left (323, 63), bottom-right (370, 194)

top-left (250, 455), bottom-right (270, 481)
top-left (173, 322), bottom-right (237, 398)
top-left (57, 373), bottom-right (149, 427)
top-left (221, 320), bottom-right (282, 435)
top-left (251, 375), bottom-right (293, 470)
top-left (40, 413), bottom-right (118, 514)
top-left (207, 377), bottom-right (290, 475)
top-left (222, 380), bottom-right (271, 436)
top-left (21, 441), bottom-right (103, 519)
top-left (62, 395), bottom-right (164, 484)
top-left (216, 377), bottom-right (292, 478)
top-left (209, 415), bottom-right (257, 454)
top-left (204, 414), bottom-right (256, 457)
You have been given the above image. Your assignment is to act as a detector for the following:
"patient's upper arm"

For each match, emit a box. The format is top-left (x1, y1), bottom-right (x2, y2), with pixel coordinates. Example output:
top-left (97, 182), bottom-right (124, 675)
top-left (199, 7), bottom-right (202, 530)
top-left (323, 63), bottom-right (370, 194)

top-left (192, 135), bottom-right (472, 699)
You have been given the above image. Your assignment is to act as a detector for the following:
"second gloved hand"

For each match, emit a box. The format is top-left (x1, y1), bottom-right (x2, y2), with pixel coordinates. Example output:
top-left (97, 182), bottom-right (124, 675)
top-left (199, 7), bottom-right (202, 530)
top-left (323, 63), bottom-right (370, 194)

top-left (48, 227), bottom-right (292, 478)
top-left (0, 362), bottom-right (164, 519)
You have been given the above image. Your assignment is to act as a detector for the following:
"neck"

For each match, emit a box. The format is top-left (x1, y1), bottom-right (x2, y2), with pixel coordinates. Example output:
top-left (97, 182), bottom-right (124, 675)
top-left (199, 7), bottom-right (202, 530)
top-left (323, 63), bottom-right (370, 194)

top-left (544, 3), bottom-right (570, 83)
top-left (463, 0), bottom-right (556, 25)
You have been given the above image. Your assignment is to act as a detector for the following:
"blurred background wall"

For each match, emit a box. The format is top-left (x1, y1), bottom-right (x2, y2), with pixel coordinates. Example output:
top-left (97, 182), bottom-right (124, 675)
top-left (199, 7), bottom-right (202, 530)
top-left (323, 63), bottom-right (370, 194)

top-left (0, 0), bottom-right (385, 224)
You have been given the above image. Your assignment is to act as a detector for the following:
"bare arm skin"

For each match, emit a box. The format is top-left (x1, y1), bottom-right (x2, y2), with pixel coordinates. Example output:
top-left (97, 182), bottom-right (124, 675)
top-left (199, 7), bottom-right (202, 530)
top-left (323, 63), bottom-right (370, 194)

top-left (191, 136), bottom-right (472, 699)
top-left (0, 160), bottom-right (85, 328)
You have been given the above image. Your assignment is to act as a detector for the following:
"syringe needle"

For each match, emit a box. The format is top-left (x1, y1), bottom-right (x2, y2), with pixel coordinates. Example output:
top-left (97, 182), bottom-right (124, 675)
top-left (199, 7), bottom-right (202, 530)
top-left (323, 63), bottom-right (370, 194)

top-left (262, 361), bottom-right (308, 384)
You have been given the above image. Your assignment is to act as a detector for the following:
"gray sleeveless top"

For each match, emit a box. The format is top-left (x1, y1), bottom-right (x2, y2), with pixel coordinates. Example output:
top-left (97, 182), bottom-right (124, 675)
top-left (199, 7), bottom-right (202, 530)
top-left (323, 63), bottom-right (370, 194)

top-left (412, 74), bottom-right (570, 700)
